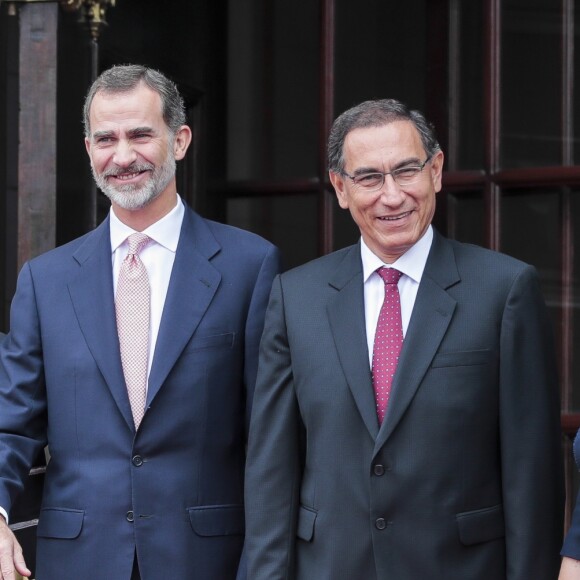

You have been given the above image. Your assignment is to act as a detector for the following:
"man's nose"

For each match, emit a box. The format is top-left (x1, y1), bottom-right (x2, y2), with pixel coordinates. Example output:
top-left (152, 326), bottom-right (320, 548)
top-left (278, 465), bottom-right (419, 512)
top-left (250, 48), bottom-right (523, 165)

top-left (112, 140), bottom-right (137, 166)
top-left (377, 174), bottom-right (405, 205)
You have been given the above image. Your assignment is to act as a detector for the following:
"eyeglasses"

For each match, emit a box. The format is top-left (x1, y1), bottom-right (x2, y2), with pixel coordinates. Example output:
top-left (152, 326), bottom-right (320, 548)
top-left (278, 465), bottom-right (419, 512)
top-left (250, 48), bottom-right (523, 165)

top-left (340, 156), bottom-right (432, 192)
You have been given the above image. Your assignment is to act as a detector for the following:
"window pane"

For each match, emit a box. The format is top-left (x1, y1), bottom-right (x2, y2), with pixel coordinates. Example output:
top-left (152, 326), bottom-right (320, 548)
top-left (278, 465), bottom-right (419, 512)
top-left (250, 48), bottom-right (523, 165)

top-left (449, 0), bottom-right (484, 170)
top-left (333, 197), bottom-right (360, 251)
top-left (335, 0), bottom-right (427, 116)
top-left (501, 1), bottom-right (562, 167)
top-left (570, 191), bottom-right (580, 410)
top-left (446, 192), bottom-right (485, 246)
top-left (501, 190), bottom-right (561, 337)
top-left (573, 8), bottom-right (580, 164)
top-left (227, 195), bottom-right (318, 270)
top-left (227, 0), bottom-right (319, 180)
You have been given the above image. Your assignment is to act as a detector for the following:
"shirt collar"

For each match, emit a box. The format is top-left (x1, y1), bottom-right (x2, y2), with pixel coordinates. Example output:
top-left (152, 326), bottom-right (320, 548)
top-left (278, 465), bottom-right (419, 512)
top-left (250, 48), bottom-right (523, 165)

top-left (361, 225), bottom-right (433, 284)
top-left (110, 194), bottom-right (185, 253)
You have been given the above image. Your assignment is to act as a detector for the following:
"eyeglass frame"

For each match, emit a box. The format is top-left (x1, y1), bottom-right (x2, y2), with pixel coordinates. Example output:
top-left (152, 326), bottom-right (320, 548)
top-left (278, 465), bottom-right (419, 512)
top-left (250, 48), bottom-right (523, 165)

top-left (339, 155), bottom-right (433, 192)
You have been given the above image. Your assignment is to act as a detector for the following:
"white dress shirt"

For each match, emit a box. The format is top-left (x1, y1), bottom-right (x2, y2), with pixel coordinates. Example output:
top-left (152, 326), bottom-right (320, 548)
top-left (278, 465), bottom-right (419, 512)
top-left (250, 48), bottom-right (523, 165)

top-left (362, 226), bottom-right (433, 367)
top-left (110, 194), bottom-right (185, 384)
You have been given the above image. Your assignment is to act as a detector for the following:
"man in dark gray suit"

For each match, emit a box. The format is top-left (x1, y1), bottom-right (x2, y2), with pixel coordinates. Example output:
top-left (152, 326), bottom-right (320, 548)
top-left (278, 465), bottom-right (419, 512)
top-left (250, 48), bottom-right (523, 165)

top-left (245, 99), bottom-right (564, 579)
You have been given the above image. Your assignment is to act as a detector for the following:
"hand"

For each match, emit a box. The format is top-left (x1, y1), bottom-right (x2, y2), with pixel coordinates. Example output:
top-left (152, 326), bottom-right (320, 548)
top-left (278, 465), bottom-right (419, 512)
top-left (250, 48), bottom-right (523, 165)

top-left (0, 518), bottom-right (30, 579)
top-left (560, 556), bottom-right (580, 580)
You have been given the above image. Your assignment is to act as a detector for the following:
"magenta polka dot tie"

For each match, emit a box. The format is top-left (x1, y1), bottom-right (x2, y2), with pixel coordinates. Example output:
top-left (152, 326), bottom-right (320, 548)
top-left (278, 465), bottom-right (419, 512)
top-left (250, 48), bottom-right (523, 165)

top-left (115, 233), bottom-right (151, 429)
top-left (372, 267), bottom-right (403, 425)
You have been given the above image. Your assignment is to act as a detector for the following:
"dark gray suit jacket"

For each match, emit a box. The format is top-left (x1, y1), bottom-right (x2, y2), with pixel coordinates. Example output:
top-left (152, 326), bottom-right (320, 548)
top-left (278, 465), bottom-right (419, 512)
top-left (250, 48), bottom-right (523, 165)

top-left (245, 230), bottom-right (563, 580)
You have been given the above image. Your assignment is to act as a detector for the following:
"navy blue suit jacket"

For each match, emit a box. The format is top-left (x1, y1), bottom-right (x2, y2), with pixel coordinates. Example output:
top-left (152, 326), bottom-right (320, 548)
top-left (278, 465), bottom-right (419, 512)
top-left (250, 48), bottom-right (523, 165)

top-left (0, 204), bottom-right (280, 579)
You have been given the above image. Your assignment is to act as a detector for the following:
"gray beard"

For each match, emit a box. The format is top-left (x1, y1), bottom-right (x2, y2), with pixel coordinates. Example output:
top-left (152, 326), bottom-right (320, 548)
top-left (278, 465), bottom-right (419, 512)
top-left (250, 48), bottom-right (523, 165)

top-left (92, 155), bottom-right (176, 211)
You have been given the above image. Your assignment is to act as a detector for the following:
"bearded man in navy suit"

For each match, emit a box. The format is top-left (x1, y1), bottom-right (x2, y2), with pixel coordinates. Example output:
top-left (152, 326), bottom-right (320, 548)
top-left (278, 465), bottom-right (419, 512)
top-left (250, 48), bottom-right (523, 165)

top-left (245, 99), bottom-right (563, 579)
top-left (0, 64), bottom-right (280, 579)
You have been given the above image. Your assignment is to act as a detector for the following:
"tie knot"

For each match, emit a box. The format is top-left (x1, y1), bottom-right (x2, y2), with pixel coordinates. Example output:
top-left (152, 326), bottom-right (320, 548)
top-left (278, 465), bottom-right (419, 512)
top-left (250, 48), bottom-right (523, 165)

top-left (377, 267), bottom-right (402, 285)
top-left (126, 233), bottom-right (150, 256)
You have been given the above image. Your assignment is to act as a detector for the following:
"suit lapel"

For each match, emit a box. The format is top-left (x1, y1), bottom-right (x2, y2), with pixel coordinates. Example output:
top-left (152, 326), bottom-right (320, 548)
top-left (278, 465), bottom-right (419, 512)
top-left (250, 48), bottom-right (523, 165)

top-left (374, 232), bottom-right (459, 455)
top-left (327, 245), bottom-right (379, 441)
top-left (147, 207), bottom-right (221, 405)
top-left (68, 218), bottom-right (135, 430)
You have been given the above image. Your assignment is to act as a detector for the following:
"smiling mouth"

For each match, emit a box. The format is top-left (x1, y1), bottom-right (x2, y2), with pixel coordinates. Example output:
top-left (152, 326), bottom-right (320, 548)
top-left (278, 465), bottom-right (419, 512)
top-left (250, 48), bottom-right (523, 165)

top-left (377, 211), bottom-right (412, 221)
top-left (104, 163), bottom-right (153, 181)
top-left (112, 171), bottom-right (144, 181)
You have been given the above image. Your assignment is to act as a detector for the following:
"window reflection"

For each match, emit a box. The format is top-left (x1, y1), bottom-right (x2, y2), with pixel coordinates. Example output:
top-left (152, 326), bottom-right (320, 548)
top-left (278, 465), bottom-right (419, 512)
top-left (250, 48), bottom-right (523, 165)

top-left (448, 0), bottom-right (484, 171)
top-left (570, 192), bottom-right (580, 411)
top-left (227, 195), bottom-right (318, 270)
top-left (335, 0), bottom-right (427, 119)
top-left (227, 0), bottom-right (319, 180)
top-left (446, 192), bottom-right (484, 246)
top-left (501, 1), bottom-right (562, 168)
top-left (501, 190), bottom-right (560, 297)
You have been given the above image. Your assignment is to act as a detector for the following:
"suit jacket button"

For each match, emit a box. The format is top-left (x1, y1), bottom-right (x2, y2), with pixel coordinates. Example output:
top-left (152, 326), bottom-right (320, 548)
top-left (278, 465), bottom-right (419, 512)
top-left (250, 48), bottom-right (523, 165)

top-left (373, 464), bottom-right (385, 476)
top-left (375, 518), bottom-right (386, 530)
top-left (132, 455), bottom-right (144, 467)
top-left (126, 511), bottom-right (134, 522)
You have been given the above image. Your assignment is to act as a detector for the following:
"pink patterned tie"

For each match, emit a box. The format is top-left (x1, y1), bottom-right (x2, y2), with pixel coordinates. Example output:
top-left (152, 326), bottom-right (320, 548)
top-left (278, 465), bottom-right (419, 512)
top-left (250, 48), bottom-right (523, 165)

top-left (372, 267), bottom-right (403, 425)
top-left (116, 233), bottom-right (151, 429)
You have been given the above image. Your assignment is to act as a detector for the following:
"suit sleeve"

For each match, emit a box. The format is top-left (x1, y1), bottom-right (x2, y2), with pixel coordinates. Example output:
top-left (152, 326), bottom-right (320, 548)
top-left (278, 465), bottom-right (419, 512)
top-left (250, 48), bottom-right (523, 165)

top-left (563, 489), bottom-right (580, 558)
top-left (243, 244), bottom-right (282, 435)
top-left (236, 244), bottom-right (281, 580)
top-left (499, 265), bottom-right (564, 579)
top-left (245, 275), bottom-right (302, 580)
top-left (561, 431), bottom-right (580, 558)
top-left (0, 262), bottom-right (48, 513)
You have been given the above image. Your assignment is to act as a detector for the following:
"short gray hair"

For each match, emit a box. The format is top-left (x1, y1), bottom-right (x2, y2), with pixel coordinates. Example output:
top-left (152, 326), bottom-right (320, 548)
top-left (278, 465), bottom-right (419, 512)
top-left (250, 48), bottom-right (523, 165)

top-left (327, 99), bottom-right (440, 173)
top-left (83, 64), bottom-right (186, 137)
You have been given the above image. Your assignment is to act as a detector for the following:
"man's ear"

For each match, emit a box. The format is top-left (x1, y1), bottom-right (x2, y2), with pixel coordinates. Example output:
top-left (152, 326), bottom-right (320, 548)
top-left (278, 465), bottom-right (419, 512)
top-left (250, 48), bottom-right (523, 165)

top-left (329, 171), bottom-right (350, 209)
top-left (173, 125), bottom-right (192, 160)
top-left (430, 150), bottom-right (445, 193)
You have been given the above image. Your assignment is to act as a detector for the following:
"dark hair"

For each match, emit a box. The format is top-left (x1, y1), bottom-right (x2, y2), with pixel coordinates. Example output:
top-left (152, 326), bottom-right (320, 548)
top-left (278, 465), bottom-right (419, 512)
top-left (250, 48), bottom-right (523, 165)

top-left (83, 64), bottom-right (186, 137)
top-left (327, 99), bottom-right (440, 173)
